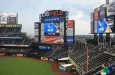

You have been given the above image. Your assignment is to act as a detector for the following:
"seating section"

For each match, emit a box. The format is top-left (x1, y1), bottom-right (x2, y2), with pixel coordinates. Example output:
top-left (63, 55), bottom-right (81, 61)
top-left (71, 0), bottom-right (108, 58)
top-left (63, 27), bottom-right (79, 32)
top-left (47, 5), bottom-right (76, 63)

top-left (45, 46), bottom-right (68, 59)
top-left (0, 48), bottom-right (31, 53)
top-left (14, 27), bottom-right (21, 33)
top-left (5, 28), bottom-right (15, 33)
top-left (0, 27), bottom-right (6, 33)
top-left (0, 26), bottom-right (33, 46)
top-left (3, 40), bottom-right (14, 44)
top-left (24, 38), bottom-right (34, 45)
top-left (69, 44), bottom-right (115, 74)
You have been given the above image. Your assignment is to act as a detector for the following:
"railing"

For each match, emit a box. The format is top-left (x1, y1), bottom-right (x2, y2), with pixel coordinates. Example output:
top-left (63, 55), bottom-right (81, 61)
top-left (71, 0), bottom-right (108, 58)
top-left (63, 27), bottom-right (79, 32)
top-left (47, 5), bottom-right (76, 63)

top-left (3, 28), bottom-right (7, 34)
top-left (13, 28), bottom-right (17, 34)
top-left (22, 37), bottom-right (26, 44)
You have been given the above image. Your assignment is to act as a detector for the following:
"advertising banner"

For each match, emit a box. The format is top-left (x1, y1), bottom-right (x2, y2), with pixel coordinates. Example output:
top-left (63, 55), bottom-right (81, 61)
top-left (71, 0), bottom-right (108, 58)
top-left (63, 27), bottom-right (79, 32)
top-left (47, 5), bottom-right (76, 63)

top-left (94, 10), bottom-right (99, 21)
top-left (40, 10), bottom-right (65, 18)
top-left (60, 22), bottom-right (64, 36)
top-left (59, 65), bottom-right (66, 72)
top-left (39, 46), bottom-right (51, 51)
top-left (107, 2), bottom-right (115, 16)
top-left (7, 12), bottom-right (17, 24)
top-left (0, 12), bottom-right (17, 24)
top-left (41, 16), bottom-right (64, 23)
top-left (34, 22), bottom-right (39, 29)
top-left (41, 36), bottom-right (64, 44)
top-left (94, 21), bottom-right (97, 33)
top-left (41, 23), bottom-right (44, 36)
top-left (0, 53), bottom-right (4, 56)
top-left (96, 16), bottom-right (114, 33)
top-left (48, 59), bottom-right (55, 62)
top-left (91, 12), bottom-right (94, 22)
top-left (0, 13), bottom-right (8, 24)
top-left (66, 36), bottom-right (74, 45)
top-left (34, 29), bottom-right (38, 36)
top-left (91, 22), bottom-right (94, 34)
top-left (41, 57), bottom-right (48, 60)
top-left (66, 20), bottom-right (74, 36)
top-left (0, 24), bottom-right (16, 27)
top-left (17, 54), bottom-right (23, 57)
top-left (100, 7), bottom-right (106, 19)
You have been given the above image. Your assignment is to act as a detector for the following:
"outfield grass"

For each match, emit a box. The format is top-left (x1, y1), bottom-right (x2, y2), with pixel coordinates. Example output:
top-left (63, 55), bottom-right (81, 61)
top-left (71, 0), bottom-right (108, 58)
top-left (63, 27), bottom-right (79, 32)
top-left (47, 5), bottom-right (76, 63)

top-left (0, 57), bottom-right (60, 75)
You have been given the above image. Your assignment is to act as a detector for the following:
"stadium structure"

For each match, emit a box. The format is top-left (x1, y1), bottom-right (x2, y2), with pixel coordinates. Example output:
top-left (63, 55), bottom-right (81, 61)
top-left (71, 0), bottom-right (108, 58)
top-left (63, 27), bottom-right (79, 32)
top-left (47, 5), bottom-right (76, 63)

top-left (1, 0), bottom-right (115, 75)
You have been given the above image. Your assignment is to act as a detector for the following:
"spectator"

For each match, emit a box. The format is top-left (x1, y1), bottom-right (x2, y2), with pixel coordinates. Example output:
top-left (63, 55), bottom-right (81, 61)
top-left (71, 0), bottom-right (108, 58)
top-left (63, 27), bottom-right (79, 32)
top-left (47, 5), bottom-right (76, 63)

top-left (108, 63), bottom-right (113, 73)
top-left (100, 70), bottom-right (106, 75)
top-left (101, 64), bottom-right (110, 75)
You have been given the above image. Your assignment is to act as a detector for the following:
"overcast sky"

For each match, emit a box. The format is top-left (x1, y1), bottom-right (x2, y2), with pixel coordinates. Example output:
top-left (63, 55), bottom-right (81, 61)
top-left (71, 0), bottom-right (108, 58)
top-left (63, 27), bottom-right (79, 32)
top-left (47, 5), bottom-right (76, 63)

top-left (0, 0), bottom-right (99, 36)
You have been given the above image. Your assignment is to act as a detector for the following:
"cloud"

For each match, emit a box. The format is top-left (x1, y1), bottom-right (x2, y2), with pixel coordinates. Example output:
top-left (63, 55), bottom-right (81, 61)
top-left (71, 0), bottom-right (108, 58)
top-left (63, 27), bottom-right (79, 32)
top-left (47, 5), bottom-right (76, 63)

top-left (69, 9), bottom-right (90, 35)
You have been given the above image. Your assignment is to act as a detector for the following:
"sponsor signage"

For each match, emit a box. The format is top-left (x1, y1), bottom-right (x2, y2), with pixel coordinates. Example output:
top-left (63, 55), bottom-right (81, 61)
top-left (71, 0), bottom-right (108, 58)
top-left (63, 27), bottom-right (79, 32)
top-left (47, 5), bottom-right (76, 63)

top-left (0, 37), bottom-right (22, 39)
top-left (0, 13), bottom-right (8, 24)
top-left (41, 36), bottom-right (64, 44)
top-left (91, 12), bottom-right (94, 22)
top-left (0, 53), bottom-right (4, 56)
top-left (100, 7), bottom-right (106, 18)
top-left (91, 22), bottom-right (94, 34)
top-left (41, 16), bottom-right (64, 23)
top-left (0, 24), bottom-right (16, 27)
top-left (66, 36), bottom-right (74, 45)
top-left (17, 54), bottom-right (23, 57)
top-left (66, 20), bottom-right (74, 36)
top-left (40, 10), bottom-right (67, 44)
top-left (94, 10), bottom-right (99, 21)
top-left (59, 65), bottom-right (66, 72)
top-left (94, 21), bottom-right (97, 33)
top-left (49, 59), bottom-right (55, 62)
top-left (96, 16), bottom-right (115, 33)
top-left (39, 46), bottom-right (51, 51)
top-left (107, 2), bottom-right (115, 16)
top-left (40, 10), bottom-right (65, 18)
top-left (66, 20), bottom-right (74, 45)
top-left (3, 44), bottom-right (28, 47)
top-left (0, 12), bottom-right (18, 24)
top-left (41, 57), bottom-right (48, 60)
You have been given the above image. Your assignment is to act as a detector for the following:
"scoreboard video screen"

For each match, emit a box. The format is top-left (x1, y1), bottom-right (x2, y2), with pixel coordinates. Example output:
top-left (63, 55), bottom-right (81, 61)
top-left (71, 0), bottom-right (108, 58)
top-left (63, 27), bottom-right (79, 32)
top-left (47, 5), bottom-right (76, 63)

top-left (44, 22), bottom-right (60, 36)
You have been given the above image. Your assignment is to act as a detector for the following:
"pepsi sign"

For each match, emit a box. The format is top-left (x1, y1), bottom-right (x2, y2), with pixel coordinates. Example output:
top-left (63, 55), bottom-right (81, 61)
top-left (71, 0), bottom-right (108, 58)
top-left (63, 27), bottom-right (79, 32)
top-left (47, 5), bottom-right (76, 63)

top-left (66, 36), bottom-right (74, 45)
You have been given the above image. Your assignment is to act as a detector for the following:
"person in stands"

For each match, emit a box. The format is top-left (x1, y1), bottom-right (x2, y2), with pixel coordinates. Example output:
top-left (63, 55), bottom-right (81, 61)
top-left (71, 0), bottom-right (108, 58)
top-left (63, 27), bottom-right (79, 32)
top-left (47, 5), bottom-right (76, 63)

top-left (108, 63), bottom-right (113, 73)
top-left (101, 64), bottom-right (110, 75)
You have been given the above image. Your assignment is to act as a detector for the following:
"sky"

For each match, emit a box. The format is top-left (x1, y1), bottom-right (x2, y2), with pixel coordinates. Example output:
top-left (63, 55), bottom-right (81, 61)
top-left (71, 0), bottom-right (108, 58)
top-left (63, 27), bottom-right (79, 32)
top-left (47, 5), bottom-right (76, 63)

top-left (0, 0), bottom-right (99, 36)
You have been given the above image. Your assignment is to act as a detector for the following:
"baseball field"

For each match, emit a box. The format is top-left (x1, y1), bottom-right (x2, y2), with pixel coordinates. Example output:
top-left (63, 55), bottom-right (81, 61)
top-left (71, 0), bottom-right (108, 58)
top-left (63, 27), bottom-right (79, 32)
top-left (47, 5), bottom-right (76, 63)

top-left (0, 57), bottom-right (60, 75)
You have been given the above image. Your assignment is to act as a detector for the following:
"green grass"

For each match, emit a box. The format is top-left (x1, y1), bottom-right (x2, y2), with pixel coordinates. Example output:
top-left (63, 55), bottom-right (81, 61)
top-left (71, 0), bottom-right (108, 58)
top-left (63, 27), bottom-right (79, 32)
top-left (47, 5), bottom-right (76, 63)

top-left (0, 57), bottom-right (60, 75)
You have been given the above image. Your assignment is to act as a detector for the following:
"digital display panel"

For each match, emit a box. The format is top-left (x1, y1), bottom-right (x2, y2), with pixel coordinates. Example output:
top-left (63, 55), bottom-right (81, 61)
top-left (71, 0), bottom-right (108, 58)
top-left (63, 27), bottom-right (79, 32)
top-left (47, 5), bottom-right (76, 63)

top-left (39, 46), bottom-right (51, 51)
top-left (94, 10), bottom-right (99, 21)
top-left (40, 10), bottom-right (67, 44)
top-left (99, 7), bottom-right (106, 19)
top-left (0, 12), bottom-right (17, 24)
top-left (44, 22), bottom-right (60, 36)
top-left (91, 22), bottom-right (94, 34)
top-left (96, 16), bottom-right (115, 33)
top-left (107, 1), bottom-right (115, 16)
top-left (41, 36), bottom-right (64, 44)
